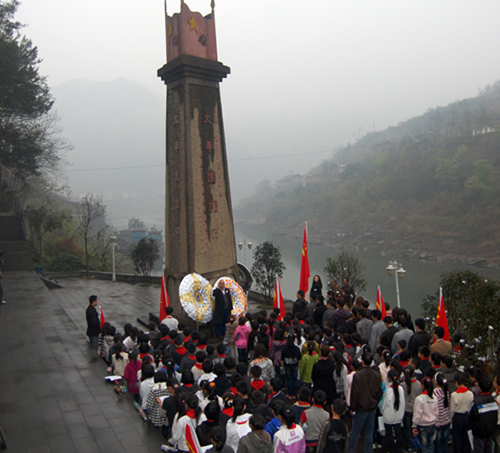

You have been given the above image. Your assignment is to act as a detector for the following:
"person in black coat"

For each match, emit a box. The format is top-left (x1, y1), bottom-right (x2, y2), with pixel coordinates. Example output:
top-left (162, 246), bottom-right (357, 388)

top-left (312, 345), bottom-right (337, 407)
top-left (310, 275), bottom-right (323, 298)
top-left (86, 295), bottom-right (100, 352)
top-left (213, 280), bottom-right (233, 337)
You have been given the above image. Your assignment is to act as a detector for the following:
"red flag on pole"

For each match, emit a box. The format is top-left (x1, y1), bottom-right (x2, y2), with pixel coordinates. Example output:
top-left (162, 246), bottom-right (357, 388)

top-left (99, 307), bottom-right (106, 330)
top-left (436, 287), bottom-right (450, 341)
top-left (273, 275), bottom-right (285, 320)
top-left (376, 286), bottom-right (387, 319)
top-left (159, 274), bottom-right (170, 322)
top-left (299, 222), bottom-right (310, 294)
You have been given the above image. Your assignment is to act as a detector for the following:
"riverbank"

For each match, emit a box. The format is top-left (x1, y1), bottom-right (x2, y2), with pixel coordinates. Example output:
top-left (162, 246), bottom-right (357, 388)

top-left (237, 220), bottom-right (500, 270)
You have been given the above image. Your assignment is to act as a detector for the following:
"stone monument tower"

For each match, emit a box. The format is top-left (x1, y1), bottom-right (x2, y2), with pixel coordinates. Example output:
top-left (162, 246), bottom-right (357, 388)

top-left (158, 1), bottom-right (239, 319)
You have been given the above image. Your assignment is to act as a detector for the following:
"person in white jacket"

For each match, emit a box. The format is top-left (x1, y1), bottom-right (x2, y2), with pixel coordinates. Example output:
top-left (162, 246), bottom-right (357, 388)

top-left (168, 394), bottom-right (206, 452)
top-left (225, 397), bottom-right (251, 452)
top-left (412, 378), bottom-right (438, 453)
top-left (381, 369), bottom-right (406, 453)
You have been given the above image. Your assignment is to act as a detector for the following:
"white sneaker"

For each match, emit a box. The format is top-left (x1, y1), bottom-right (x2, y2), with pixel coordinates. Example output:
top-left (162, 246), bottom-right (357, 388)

top-left (0, 301), bottom-right (5, 304)
top-left (161, 445), bottom-right (175, 452)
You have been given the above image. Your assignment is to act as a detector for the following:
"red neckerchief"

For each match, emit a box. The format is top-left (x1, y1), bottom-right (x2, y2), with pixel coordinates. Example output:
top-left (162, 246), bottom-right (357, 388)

top-left (184, 383), bottom-right (193, 388)
top-left (411, 378), bottom-right (417, 383)
top-left (269, 391), bottom-right (278, 399)
top-left (161, 336), bottom-right (169, 341)
top-left (183, 336), bottom-right (191, 343)
top-left (251, 380), bottom-right (266, 391)
top-left (218, 354), bottom-right (226, 358)
top-left (479, 392), bottom-right (491, 396)
top-left (194, 363), bottom-right (203, 370)
top-left (186, 409), bottom-right (196, 418)
top-left (313, 404), bottom-right (323, 408)
top-left (296, 401), bottom-right (310, 407)
top-left (400, 361), bottom-right (409, 367)
top-left (290, 424), bottom-right (297, 429)
top-left (299, 320), bottom-right (304, 324)
top-left (309, 351), bottom-right (317, 356)
top-left (229, 386), bottom-right (237, 394)
top-left (188, 355), bottom-right (196, 360)
top-left (198, 345), bottom-right (207, 350)
top-left (456, 387), bottom-right (469, 394)
top-left (422, 390), bottom-right (428, 395)
top-left (176, 346), bottom-right (186, 355)
top-left (222, 407), bottom-right (234, 417)
top-left (433, 365), bottom-right (440, 369)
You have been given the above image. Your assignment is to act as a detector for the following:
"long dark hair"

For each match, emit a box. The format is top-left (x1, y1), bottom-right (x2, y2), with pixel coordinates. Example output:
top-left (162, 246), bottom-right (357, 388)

top-left (422, 377), bottom-right (434, 398)
top-left (435, 373), bottom-right (449, 408)
top-left (403, 365), bottom-right (415, 395)
top-left (388, 369), bottom-right (401, 411)
top-left (382, 350), bottom-right (392, 367)
top-left (210, 426), bottom-right (227, 451)
top-left (332, 351), bottom-right (344, 377)
top-left (114, 341), bottom-right (124, 360)
top-left (231, 396), bottom-right (246, 422)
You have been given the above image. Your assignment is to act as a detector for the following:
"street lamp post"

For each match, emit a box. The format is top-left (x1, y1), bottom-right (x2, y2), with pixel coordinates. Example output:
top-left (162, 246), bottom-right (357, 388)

top-left (386, 260), bottom-right (406, 308)
top-left (238, 239), bottom-right (253, 267)
top-left (111, 235), bottom-right (116, 282)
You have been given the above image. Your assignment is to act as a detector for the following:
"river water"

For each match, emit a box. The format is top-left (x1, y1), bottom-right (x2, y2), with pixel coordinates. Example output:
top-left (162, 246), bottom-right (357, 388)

top-left (108, 210), bottom-right (500, 318)
top-left (234, 224), bottom-right (500, 317)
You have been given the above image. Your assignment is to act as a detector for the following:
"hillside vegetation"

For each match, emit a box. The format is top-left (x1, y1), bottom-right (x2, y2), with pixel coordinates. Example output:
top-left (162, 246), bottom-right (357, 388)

top-left (235, 81), bottom-right (500, 266)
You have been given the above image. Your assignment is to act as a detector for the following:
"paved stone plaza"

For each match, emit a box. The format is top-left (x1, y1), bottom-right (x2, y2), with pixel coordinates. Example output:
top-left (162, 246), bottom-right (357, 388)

top-left (0, 271), bottom-right (167, 452)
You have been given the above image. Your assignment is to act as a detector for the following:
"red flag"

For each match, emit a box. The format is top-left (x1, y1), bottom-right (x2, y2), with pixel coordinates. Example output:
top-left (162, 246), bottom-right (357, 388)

top-left (299, 222), bottom-right (310, 294)
top-left (273, 275), bottom-right (285, 320)
top-left (185, 418), bottom-right (201, 453)
top-left (99, 307), bottom-right (106, 330)
top-left (436, 287), bottom-right (450, 341)
top-left (376, 286), bottom-right (387, 319)
top-left (159, 274), bottom-right (170, 322)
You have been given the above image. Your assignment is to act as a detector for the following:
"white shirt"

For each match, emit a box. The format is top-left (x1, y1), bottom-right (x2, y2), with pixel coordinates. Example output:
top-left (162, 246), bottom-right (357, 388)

top-left (161, 316), bottom-right (179, 331)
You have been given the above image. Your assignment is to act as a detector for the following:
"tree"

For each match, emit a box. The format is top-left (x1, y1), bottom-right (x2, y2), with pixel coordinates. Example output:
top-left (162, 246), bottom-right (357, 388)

top-left (422, 270), bottom-right (500, 375)
top-left (75, 193), bottom-right (105, 278)
top-left (324, 250), bottom-right (367, 294)
top-left (23, 177), bottom-right (69, 261)
top-left (251, 241), bottom-right (286, 304)
top-left (0, 0), bottom-right (69, 176)
top-left (130, 238), bottom-right (160, 276)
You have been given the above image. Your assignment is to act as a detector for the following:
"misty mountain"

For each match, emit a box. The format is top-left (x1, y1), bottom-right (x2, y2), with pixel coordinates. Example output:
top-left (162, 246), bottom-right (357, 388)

top-left (235, 82), bottom-right (500, 266)
top-left (52, 78), bottom-right (166, 228)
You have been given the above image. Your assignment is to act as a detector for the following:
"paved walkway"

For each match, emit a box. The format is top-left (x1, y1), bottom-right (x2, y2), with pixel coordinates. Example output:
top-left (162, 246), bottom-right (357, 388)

top-left (0, 271), bottom-right (166, 453)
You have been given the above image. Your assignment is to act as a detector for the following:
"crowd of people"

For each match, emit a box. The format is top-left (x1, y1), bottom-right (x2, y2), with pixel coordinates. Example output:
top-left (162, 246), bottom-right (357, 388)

top-left (85, 276), bottom-right (500, 453)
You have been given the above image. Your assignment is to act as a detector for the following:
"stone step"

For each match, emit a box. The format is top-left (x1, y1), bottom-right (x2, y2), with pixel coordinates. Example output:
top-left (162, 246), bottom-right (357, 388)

top-left (0, 213), bottom-right (25, 241)
top-left (0, 241), bottom-right (34, 271)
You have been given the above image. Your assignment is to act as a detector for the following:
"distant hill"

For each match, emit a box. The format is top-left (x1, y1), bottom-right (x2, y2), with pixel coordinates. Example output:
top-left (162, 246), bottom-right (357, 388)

top-left (235, 81), bottom-right (500, 267)
top-left (52, 78), bottom-right (166, 226)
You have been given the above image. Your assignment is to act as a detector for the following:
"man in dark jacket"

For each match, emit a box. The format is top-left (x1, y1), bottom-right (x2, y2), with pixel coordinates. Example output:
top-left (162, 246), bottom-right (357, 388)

top-left (313, 295), bottom-right (327, 328)
top-left (213, 279), bottom-right (232, 337)
top-left (331, 299), bottom-right (351, 333)
top-left (348, 352), bottom-right (383, 453)
top-left (86, 295), bottom-right (100, 352)
top-left (407, 318), bottom-right (432, 358)
top-left (469, 378), bottom-right (498, 453)
top-left (292, 290), bottom-right (308, 318)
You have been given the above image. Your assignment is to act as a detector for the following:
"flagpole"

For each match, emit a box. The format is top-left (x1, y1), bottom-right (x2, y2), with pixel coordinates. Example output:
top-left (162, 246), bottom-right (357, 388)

top-left (164, 0), bottom-right (168, 61)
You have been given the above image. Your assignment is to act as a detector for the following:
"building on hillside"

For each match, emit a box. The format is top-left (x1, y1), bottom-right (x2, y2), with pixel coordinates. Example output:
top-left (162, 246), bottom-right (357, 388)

top-left (275, 174), bottom-right (305, 191)
top-left (472, 126), bottom-right (495, 136)
top-left (118, 218), bottom-right (164, 270)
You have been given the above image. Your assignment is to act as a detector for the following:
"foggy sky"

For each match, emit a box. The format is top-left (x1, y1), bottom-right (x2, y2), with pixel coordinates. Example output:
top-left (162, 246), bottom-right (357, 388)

top-left (16, 0), bottom-right (500, 207)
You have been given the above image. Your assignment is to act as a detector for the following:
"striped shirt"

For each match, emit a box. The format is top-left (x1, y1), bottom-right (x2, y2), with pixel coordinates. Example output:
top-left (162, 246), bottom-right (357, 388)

top-left (434, 387), bottom-right (451, 426)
